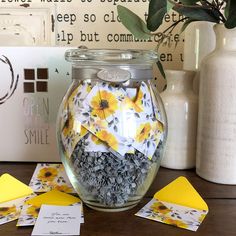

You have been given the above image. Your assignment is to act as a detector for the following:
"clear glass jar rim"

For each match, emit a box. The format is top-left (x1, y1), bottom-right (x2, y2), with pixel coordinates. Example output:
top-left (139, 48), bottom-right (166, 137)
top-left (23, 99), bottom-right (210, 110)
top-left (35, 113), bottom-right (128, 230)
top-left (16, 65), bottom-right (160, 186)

top-left (65, 48), bottom-right (158, 64)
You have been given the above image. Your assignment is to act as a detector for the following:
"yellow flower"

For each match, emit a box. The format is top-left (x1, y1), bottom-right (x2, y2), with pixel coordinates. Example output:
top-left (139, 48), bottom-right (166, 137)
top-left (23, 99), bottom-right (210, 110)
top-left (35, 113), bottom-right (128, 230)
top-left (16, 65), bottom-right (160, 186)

top-left (91, 134), bottom-right (103, 145)
top-left (198, 213), bottom-right (206, 223)
top-left (163, 218), bottom-right (188, 229)
top-left (63, 113), bottom-right (87, 140)
top-left (0, 205), bottom-right (17, 216)
top-left (26, 205), bottom-right (40, 218)
top-left (54, 185), bottom-right (73, 193)
top-left (86, 84), bottom-right (92, 93)
top-left (150, 201), bottom-right (171, 215)
top-left (134, 88), bottom-right (144, 111)
top-left (96, 130), bottom-right (118, 150)
top-left (91, 90), bottom-right (118, 119)
top-left (60, 101), bottom-right (69, 131)
top-left (136, 123), bottom-right (151, 142)
top-left (123, 97), bottom-right (142, 113)
top-left (155, 120), bottom-right (164, 133)
top-left (58, 164), bottom-right (65, 172)
top-left (37, 167), bottom-right (58, 182)
top-left (62, 113), bottom-right (74, 137)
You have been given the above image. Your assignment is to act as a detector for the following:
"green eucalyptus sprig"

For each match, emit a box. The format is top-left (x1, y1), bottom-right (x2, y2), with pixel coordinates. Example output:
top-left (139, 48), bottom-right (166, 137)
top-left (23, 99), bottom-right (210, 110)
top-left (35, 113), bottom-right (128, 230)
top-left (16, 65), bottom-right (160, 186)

top-left (117, 0), bottom-right (236, 77)
top-left (118, 0), bottom-right (236, 40)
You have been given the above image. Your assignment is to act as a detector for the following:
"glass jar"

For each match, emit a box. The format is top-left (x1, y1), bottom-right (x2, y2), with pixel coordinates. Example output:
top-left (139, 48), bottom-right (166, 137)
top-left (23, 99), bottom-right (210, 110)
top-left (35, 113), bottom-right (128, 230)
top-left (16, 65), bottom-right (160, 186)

top-left (57, 49), bottom-right (167, 211)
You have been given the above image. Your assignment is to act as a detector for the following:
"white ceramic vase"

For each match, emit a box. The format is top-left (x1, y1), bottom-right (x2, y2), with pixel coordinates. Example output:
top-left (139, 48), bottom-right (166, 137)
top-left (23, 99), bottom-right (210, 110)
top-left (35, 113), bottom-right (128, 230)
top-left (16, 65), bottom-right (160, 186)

top-left (161, 70), bottom-right (198, 169)
top-left (183, 21), bottom-right (215, 94)
top-left (196, 24), bottom-right (236, 184)
top-left (184, 21), bottom-right (215, 71)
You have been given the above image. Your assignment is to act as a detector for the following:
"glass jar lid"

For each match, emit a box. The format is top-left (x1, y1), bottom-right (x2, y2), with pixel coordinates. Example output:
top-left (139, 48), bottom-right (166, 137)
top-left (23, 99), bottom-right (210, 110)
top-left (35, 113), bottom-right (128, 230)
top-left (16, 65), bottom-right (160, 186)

top-left (65, 49), bottom-right (158, 65)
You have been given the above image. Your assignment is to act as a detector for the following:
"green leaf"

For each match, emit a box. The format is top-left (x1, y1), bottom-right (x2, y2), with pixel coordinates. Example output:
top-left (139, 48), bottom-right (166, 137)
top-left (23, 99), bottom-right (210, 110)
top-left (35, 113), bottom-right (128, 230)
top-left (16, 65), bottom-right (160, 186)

top-left (173, 5), bottom-right (220, 23)
top-left (156, 60), bottom-right (165, 79)
top-left (225, 0), bottom-right (236, 29)
top-left (179, 0), bottom-right (199, 5)
top-left (167, 1), bottom-right (174, 12)
top-left (147, 0), bottom-right (167, 31)
top-left (117, 5), bottom-right (151, 39)
top-left (225, 1), bottom-right (230, 19)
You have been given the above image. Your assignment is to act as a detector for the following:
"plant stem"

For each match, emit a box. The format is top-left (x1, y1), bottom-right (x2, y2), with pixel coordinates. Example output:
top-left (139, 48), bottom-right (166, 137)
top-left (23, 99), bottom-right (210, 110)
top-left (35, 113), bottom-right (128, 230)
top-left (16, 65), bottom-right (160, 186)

top-left (151, 17), bottom-right (188, 49)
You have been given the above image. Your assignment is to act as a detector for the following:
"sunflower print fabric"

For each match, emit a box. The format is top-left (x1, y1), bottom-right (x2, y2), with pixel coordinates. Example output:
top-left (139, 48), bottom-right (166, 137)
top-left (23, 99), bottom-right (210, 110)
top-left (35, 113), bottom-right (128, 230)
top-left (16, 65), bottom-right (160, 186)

top-left (60, 81), bottom-right (164, 159)
top-left (136, 199), bottom-right (208, 232)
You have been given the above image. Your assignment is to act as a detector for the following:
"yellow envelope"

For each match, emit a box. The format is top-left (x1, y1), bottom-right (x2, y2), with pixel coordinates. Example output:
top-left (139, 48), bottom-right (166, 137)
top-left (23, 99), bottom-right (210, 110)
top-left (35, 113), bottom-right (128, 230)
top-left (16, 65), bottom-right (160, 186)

top-left (26, 190), bottom-right (80, 207)
top-left (154, 176), bottom-right (208, 211)
top-left (0, 174), bottom-right (33, 204)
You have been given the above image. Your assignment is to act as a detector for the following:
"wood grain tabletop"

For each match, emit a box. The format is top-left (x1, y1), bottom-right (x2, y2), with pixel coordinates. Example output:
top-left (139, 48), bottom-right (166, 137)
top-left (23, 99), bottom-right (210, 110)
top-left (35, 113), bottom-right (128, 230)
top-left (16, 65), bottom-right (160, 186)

top-left (0, 162), bottom-right (236, 236)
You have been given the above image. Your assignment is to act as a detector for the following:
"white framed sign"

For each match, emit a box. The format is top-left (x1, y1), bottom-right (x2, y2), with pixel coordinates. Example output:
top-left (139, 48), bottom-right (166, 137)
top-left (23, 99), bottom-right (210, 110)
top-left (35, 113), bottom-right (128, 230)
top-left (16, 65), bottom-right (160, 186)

top-left (0, 47), bottom-right (73, 162)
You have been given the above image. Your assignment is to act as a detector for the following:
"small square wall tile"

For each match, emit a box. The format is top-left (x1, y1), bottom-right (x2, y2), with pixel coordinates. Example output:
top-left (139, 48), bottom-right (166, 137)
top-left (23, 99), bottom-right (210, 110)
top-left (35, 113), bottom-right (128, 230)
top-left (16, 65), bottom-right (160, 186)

top-left (24, 82), bottom-right (35, 93)
top-left (24, 69), bottom-right (35, 80)
top-left (36, 81), bottom-right (48, 92)
top-left (37, 68), bottom-right (48, 80)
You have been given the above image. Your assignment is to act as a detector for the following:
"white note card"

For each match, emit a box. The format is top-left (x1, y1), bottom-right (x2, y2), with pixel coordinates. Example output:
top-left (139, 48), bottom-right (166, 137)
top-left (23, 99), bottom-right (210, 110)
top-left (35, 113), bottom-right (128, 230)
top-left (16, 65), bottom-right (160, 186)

top-left (31, 205), bottom-right (81, 236)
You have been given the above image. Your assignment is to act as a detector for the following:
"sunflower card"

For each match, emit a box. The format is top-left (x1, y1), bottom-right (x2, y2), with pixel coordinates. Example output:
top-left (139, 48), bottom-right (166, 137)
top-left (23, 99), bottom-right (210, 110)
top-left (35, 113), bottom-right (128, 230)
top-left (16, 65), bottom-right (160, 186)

top-left (132, 120), bottom-right (164, 159)
top-left (135, 177), bottom-right (208, 231)
top-left (15, 194), bottom-right (38, 226)
top-left (60, 82), bottom-right (91, 158)
top-left (76, 82), bottom-right (134, 155)
top-left (29, 164), bottom-right (76, 194)
top-left (60, 82), bottom-right (92, 131)
top-left (0, 196), bottom-right (30, 225)
top-left (75, 81), bottom-right (164, 159)
top-left (0, 173), bottom-right (33, 204)
top-left (0, 174), bottom-right (34, 225)
top-left (61, 119), bottom-right (88, 158)
top-left (84, 133), bottom-right (110, 152)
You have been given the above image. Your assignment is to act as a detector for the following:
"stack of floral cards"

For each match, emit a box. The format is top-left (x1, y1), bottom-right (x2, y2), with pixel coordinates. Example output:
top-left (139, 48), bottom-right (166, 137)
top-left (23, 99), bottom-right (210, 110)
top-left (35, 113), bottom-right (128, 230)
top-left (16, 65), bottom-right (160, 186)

top-left (0, 163), bottom-right (83, 229)
top-left (0, 173), bottom-right (33, 225)
top-left (17, 163), bottom-right (83, 227)
top-left (17, 190), bottom-right (82, 227)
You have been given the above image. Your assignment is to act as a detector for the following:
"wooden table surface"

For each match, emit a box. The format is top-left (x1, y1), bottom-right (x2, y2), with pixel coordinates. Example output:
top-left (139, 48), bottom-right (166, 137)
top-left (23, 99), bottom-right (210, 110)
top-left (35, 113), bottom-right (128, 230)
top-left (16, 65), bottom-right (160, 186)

top-left (0, 162), bottom-right (236, 236)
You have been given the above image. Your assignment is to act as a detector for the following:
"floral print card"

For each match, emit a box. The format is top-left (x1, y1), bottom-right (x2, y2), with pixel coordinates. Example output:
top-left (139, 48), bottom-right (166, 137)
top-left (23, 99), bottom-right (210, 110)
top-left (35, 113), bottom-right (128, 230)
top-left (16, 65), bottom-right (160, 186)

top-left (29, 163), bottom-right (76, 194)
top-left (77, 82), bottom-right (131, 156)
top-left (0, 173), bottom-right (33, 204)
top-left (17, 190), bottom-right (83, 227)
top-left (0, 196), bottom-right (28, 225)
top-left (60, 82), bottom-right (92, 158)
top-left (135, 177), bottom-right (208, 231)
top-left (60, 82), bottom-right (92, 131)
top-left (74, 81), bottom-right (164, 159)
top-left (132, 120), bottom-right (163, 159)
top-left (84, 133), bottom-right (110, 152)
top-left (135, 199), bottom-right (207, 232)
